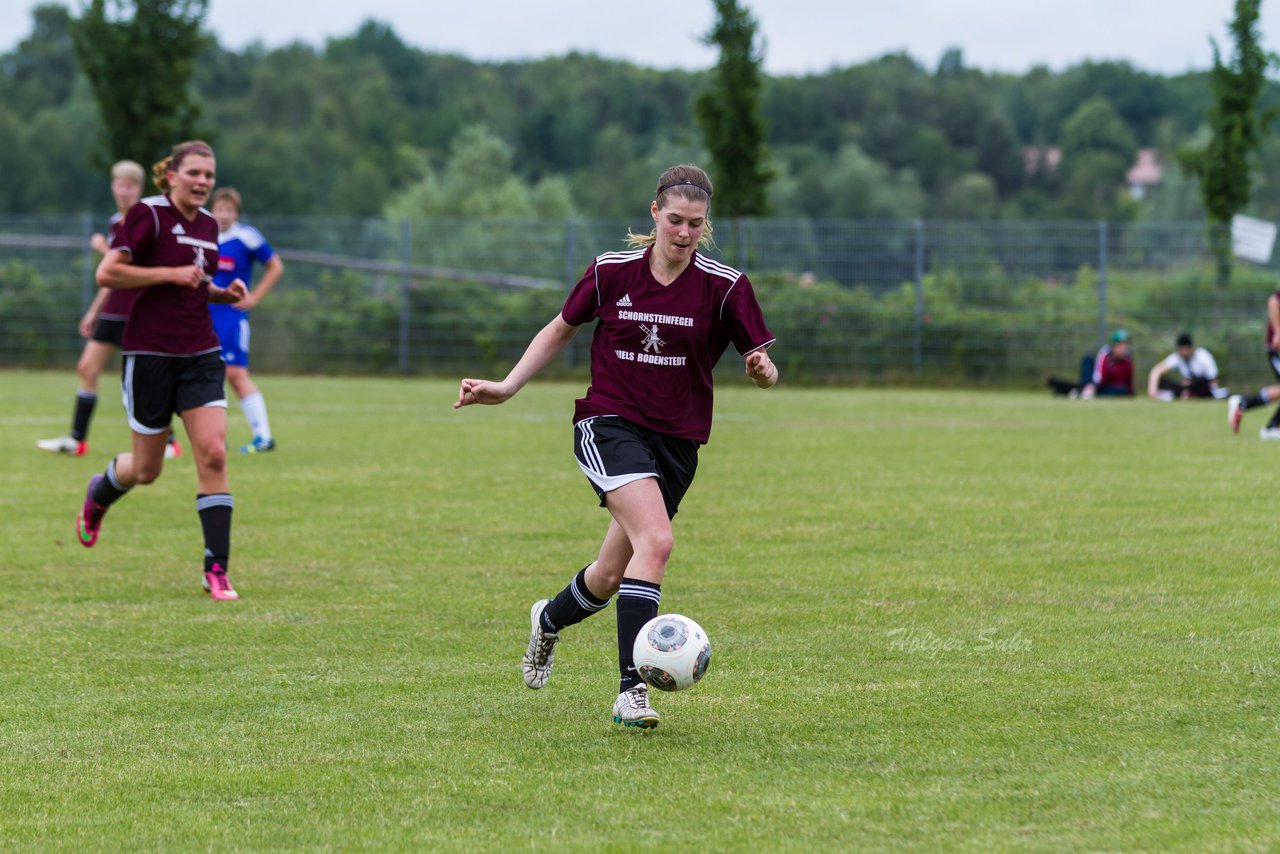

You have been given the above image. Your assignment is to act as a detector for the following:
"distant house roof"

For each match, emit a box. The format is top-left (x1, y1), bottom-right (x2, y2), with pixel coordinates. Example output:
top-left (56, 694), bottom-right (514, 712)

top-left (1126, 148), bottom-right (1162, 186)
top-left (1022, 146), bottom-right (1062, 176)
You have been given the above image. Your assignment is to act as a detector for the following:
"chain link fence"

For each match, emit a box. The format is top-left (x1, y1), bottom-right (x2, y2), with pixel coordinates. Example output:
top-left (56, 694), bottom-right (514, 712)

top-left (1, 214), bottom-right (1274, 389)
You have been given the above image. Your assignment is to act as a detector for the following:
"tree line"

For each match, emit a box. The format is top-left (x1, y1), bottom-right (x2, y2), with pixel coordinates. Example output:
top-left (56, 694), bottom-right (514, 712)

top-left (3, 2), bottom-right (1279, 224)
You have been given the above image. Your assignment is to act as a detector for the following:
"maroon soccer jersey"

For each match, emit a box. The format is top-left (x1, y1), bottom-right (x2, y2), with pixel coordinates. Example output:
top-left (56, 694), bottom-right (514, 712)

top-left (1268, 289), bottom-right (1280, 348)
top-left (110, 195), bottom-right (221, 355)
top-left (99, 211), bottom-right (141, 321)
top-left (561, 247), bottom-right (775, 443)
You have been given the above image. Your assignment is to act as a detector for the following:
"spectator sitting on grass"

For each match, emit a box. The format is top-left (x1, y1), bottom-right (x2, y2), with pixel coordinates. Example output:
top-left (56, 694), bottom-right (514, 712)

top-left (1146, 332), bottom-right (1227, 401)
top-left (1047, 329), bottom-right (1134, 398)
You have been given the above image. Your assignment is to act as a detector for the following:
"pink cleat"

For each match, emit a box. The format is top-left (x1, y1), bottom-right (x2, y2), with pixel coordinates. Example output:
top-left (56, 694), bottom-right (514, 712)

top-left (76, 475), bottom-right (107, 548)
top-left (203, 564), bottom-right (239, 600)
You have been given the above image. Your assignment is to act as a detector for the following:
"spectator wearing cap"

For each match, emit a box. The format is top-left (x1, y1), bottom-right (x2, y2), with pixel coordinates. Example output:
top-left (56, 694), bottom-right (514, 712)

top-left (1147, 332), bottom-right (1226, 401)
top-left (1081, 329), bottom-right (1135, 398)
top-left (1047, 329), bottom-right (1135, 398)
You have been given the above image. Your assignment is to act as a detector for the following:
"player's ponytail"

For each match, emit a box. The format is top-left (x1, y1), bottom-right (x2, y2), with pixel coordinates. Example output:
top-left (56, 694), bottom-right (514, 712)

top-left (151, 140), bottom-right (215, 193)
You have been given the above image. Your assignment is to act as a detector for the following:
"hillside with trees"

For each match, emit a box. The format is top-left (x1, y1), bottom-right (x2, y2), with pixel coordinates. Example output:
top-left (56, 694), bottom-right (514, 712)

top-left (3, 3), bottom-right (1279, 224)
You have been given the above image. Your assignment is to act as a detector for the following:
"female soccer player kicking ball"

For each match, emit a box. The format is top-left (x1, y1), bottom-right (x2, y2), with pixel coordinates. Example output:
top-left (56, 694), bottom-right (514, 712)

top-left (456, 164), bottom-right (778, 728)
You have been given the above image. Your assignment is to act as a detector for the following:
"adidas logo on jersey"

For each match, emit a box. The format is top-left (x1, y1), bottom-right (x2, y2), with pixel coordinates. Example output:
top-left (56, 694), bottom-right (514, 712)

top-left (171, 223), bottom-right (186, 235)
top-left (616, 294), bottom-right (633, 307)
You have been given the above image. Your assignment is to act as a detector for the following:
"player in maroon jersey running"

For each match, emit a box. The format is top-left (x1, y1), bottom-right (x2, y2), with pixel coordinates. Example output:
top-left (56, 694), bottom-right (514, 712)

top-left (36, 160), bottom-right (181, 459)
top-left (1228, 290), bottom-right (1280, 438)
top-left (456, 164), bottom-right (778, 728)
top-left (74, 140), bottom-right (248, 601)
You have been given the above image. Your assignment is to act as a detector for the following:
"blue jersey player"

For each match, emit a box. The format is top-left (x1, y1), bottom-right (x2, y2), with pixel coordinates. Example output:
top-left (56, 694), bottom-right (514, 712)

top-left (210, 187), bottom-right (285, 453)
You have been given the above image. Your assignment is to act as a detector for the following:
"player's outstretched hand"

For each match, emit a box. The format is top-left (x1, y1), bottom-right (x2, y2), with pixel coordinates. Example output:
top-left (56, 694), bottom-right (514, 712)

top-left (745, 350), bottom-right (778, 388)
top-left (455, 378), bottom-right (513, 409)
top-left (209, 279), bottom-right (248, 304)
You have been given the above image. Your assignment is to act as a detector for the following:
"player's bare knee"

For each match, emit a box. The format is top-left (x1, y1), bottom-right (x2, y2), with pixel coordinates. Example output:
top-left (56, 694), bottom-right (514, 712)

top-left (133, 462), bottom-right (162, 485)
top-left (199, 445), bottom-right (227, 476)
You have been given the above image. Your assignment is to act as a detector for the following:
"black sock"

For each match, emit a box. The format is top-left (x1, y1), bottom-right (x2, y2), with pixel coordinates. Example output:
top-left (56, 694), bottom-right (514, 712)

top-left (1245, 391), bottom-right (1269, 409)
top-left (196, 493), bottom-right (234, 573)
top-left (1267, 406), bottom-right (1280, 429)
top-left (91, 456), bottom-right (132, 507)
top-left (542, 566), bottom-right (610, 633)
top-left (71, 391), bottom-right (97, 442)
top-left (617, 579), bottom-right (661, 692)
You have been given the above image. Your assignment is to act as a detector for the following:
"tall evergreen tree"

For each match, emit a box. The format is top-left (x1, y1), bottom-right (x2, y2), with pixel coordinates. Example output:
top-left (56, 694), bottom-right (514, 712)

top-left (1178, 0), bottom-right (1276, 290)
top-left (694, 0), bottom-right (771, 217)
top-left (70, 0), bottom-right (210, 169)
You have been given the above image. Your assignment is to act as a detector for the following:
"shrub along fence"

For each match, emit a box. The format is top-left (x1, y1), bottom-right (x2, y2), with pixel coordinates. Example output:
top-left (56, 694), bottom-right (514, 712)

top-left (2, 214), bottom-right (1275, 390)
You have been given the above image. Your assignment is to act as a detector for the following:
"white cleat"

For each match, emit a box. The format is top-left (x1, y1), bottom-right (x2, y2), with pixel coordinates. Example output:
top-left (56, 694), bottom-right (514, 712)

top-left (37, 435), bottom-right (85, 455)
top-left (1260, 427), bottom-right (1280, 441)
top-left (1228, 395), bottom-right (1244, 434)
top-left (612, 684), bottom-right (660, 729)
top-left (522, 599), bottom-right (558, 689)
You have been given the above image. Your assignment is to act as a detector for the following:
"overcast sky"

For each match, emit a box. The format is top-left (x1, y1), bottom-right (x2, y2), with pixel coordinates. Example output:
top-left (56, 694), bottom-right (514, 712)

top-left (3, 0), bottom-right (1277, 76)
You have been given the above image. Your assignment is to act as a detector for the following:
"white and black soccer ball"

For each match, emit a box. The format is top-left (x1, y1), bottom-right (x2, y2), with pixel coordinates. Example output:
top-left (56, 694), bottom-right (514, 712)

top-left (633, 614), bottom-right (711, 692)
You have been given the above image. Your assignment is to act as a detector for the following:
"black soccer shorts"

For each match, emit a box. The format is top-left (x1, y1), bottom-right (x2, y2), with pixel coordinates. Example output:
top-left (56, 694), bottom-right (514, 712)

top-left (573, 415), bottom-right (699, 519)
top-left (122, 351), bottom-right (226, 434)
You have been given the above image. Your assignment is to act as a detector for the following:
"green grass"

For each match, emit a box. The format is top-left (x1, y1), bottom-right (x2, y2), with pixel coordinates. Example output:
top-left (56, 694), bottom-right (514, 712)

top-left (2, 369), bottom-right (1279, 851)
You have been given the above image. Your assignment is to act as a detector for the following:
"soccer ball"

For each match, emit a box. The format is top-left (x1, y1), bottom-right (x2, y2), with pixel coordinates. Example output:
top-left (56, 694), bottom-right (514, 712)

top-left (633, 614), bottom-right (711, 692)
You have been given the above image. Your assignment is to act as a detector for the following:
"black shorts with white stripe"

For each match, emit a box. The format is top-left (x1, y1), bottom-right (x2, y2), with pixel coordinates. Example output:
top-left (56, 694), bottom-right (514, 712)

top-left (122, 351), bottom-right (226, 434)
top-left (573, 415), bottom-right (698, 519)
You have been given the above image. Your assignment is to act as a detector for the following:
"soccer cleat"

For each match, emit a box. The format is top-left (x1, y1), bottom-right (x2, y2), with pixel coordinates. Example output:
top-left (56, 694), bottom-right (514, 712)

top-left (76, 475), bottom-right (107, 547)
top-left (203, 564), bottom-right (239, 600)
top-left (522, 599), bottom-right (558, 689)
top-left (1228, 395), bottom-right (1245, 434)
top-left (612, 684), bottom-right (660, 729)
top-left (240, 437), bottom-right (276, 454)
top-left (38, 435), bottom-right (87, 456)
top-left (164, 439), bottom-right (182, 459)
top-left (1260, 427), bottom-right (1280, 441)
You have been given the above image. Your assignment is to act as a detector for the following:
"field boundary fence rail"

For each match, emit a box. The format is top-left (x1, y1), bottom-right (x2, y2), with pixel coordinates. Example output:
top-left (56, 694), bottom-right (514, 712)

top-left (2, 214), bottom-right (1276, 390)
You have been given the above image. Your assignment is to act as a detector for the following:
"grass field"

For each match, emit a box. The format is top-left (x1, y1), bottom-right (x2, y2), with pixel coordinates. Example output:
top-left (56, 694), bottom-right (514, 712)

top-left (3, 369), bottom-right (1279, 851)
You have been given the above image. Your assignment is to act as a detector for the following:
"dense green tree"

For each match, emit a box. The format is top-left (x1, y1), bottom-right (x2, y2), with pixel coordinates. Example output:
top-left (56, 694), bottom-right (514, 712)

top-left (69, 0), bottom-right (210, 168)
top-left (5, 3), bottom-right (1280, 221)
top-left (1057, 97), bottom-right (1137, 218)
top-left (3, 5), bottom-right (78, 114)
top-left (695, 0), bottom-right (771, 216)
top-left (1179, 0), bottom-right (1276, 289)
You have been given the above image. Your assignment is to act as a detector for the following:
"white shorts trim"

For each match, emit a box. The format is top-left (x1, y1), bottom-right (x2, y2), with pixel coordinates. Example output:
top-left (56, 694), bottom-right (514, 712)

top-left (575, 464), bottom-right (656, 494)
top-left (575, 416), bottom-right (657, 493)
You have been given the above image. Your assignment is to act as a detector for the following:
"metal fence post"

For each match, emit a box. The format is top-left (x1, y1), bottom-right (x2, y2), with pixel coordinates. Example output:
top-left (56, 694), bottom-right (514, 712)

top-left (399, 218), bottom-right (411, 374)
top-left (737, 217), bottom-right (748, 271)
top-left (81, 212), bottom-right (95, 310)
top-left (1097, 220), bottom-right (1109, 347)
top-left (913, 218), bottom-right (925, 378)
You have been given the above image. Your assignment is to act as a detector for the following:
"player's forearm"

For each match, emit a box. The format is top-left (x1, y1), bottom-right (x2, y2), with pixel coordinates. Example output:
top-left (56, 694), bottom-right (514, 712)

top-left (502, 317), bottom-right (578, 393)
top-left (96, 258), bottom-right (177, 290)
top-left (253, 259), bottom-right (284, 300)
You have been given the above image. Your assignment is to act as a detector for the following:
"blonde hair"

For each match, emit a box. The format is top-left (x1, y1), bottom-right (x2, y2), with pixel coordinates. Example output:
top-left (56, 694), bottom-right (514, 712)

top-left (151, 140), bottom-right (214, 192)
top-left (211, 187), bottom-right (242, 212)
top-left (110, 160), bottom-right (144, 186)
top-left (625, 164), bottom-right (716, 250)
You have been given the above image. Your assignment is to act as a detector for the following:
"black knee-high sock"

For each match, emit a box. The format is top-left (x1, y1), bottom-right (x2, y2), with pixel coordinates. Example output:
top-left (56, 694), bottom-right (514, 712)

top-left (91, 456), bottom-right (132, 507)
top-left (196, 493), bottom-right (234, 572)
top-left (617, 579), bottom-right (661, 692)
top-left (71, 391), bottom-right (97, 441)
top-left (542, 566), bottom-right (610, 633)
top-left (1267, 406), bottom-right (1280, 429)
top-left (1244, 390), bottom-right (1270, 409)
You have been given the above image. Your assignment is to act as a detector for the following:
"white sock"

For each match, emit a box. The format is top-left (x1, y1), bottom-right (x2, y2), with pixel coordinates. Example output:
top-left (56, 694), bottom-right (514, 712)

top-left (240, 391), bottom-right (273, 441)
